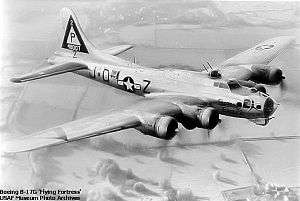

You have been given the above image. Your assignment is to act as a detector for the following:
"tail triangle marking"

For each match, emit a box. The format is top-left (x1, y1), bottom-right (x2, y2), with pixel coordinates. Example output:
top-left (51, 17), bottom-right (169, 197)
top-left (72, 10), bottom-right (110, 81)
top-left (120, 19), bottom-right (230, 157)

top-left (61, 15), bottom-right (88, 54)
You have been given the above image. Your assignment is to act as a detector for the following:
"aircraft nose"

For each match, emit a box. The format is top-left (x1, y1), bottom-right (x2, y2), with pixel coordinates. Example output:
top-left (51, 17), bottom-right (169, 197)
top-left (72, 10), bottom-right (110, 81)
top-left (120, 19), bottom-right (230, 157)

top-left (263, 97), bottom-right (277, 117)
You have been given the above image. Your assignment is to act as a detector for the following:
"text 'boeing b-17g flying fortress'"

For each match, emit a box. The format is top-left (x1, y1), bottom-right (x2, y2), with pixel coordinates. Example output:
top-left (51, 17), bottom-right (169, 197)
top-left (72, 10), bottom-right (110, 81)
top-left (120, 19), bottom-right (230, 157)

top-left (4, 8), bottom-right (295, 153)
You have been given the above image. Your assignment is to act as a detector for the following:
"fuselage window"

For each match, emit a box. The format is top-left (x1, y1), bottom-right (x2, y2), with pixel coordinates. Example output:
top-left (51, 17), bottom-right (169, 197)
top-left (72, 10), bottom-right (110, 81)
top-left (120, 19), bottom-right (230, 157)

top-left (243, 99), bottom-right (251, 108)
top-left (214, 82), bottom-right (219, 87)
top-left (219, 83), bottom-right (229, 89)
top-left (256, 105), bottom-right (261, 110)
top-left (236, 102), bottom-right (242, 107)
top-left (228, 80), bottom-right (241, 90)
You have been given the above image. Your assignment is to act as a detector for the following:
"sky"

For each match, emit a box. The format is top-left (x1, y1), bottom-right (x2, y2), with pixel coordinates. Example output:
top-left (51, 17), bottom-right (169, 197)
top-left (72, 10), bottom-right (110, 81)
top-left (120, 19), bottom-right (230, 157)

top-left (0, 1), bottom-right (300, 201)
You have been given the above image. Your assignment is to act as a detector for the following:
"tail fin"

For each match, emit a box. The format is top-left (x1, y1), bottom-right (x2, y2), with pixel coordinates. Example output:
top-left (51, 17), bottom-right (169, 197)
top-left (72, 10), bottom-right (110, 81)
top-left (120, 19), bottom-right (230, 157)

top-left (60, 8), bottom-right (95, 54)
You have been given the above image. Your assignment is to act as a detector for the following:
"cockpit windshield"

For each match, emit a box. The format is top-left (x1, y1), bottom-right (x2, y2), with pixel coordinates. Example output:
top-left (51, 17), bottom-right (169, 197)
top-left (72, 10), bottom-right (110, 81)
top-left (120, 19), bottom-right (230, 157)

top-left (213, 80), bottom-right (252, 96)
top-left (227, 80), bottom-right (242, 90)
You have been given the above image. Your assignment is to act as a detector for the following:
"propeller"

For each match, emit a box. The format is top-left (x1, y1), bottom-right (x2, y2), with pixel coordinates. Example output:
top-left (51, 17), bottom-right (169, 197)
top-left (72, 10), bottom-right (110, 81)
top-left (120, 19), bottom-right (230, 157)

top-left (132, 56), bottom-right (137, 64)
top-left (156, 128), bottom-right (190, 161)
top-left (217, 118), bottom-right (227, 130)
top-left (279, 78), bottom-right (287, 93)
top-left (274, 76), bottom-right (288, 101)
top-left (156, 117), bottom-right (229, 151)
top-left (206, 62), bottom-right (213, 70)
top-left (155, 127), bottom-right (189, 150)
top-left (202, 118), bottom-right (228, 140)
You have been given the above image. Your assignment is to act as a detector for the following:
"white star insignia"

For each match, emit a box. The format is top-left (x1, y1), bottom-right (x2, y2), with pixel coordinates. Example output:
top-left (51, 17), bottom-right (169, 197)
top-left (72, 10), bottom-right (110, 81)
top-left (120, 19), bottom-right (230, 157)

top-left (123, 78), bottom-right (134, 91)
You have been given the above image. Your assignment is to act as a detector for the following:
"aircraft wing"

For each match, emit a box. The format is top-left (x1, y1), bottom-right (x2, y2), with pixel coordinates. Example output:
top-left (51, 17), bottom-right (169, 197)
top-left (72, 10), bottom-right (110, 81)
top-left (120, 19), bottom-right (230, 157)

top-left (3, 99), bottom-right (184, 154)
top-left (10, 62), bottom-right (88, 83)
top-left (3, 111), bottom-right (141, 153)
top-left (221, 36), bottom-right (295, 66)
top-left (100, 45), bottom-right (134, 56)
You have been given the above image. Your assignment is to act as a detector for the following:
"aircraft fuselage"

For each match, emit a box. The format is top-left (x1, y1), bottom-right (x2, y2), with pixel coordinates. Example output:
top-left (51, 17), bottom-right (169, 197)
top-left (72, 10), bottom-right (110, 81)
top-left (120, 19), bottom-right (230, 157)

top-left (49, 54), bottom-right (277, 121)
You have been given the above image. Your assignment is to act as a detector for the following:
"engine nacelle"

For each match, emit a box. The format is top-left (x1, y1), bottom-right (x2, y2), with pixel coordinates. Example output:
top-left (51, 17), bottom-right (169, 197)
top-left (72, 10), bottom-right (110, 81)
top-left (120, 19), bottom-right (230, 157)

top-left (196, 108), bottom-right (220, 129)
top-left (237, 80), bottom-right (267, 94)
top-left (154, 116), bottom-right (178, 139)
top-left (178, 106), bottom-right (220, 130)
top-left (251, 65), bottom-right (284, 85)
top-left (138, 115), bottom-right (178, 140)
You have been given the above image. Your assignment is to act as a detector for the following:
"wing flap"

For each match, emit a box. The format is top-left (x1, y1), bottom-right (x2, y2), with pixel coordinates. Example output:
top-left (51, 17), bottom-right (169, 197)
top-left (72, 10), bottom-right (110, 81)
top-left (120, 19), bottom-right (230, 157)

top-left (3, 112), bottom-right (141, 153)
top-left (10, 62), bottom-right (88, 83)
top-left (221, 36), bottom-right (295, 66)
top-left (101, 45), bottom-right (134, 56)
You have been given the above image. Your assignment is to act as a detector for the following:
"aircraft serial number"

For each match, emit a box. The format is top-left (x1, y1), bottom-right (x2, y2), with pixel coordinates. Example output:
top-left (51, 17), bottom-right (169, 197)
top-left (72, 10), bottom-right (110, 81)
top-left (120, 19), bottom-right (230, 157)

top-left (90, 66), bottom-right (151, 93)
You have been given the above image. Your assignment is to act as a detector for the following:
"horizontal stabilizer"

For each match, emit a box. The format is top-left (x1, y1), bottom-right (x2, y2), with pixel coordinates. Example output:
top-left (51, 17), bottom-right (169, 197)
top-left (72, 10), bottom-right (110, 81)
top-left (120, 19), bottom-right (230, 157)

top-left (10, 62), bottom-right (87, 83)
top-left (101, 45), bottom-right (134, 56)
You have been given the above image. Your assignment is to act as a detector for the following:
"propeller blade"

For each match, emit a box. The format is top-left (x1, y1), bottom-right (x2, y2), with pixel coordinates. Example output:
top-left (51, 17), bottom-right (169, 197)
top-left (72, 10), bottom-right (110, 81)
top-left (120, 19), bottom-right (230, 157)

top-left (156, 129), bottom-right (190, 161)
top-left (206, 62), bottom-right (213, 70)
top-left (155, 128), bottom-right (188, 150)
top-left (280, 79), bottom-right (287, 92)
top-left (173, 128), bottom-right (193, 149)
top-left (217, 118), bottom-right (227, 131)
top-left (199, 118), bottom-right (227, 140)
top-left (278, 79), bottom-right (288, 100)
top-left (202, 64), bottom-right (208, 72)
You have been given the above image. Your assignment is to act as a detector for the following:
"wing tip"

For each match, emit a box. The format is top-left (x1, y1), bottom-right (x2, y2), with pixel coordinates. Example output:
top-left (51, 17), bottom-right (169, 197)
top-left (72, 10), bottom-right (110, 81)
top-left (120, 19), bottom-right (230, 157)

top-left (10, 77), bottom-right (22, 83)
top-left (123, 44), bottom-right (134, 49)
top-left (274, 36), bottom-right (296, 45)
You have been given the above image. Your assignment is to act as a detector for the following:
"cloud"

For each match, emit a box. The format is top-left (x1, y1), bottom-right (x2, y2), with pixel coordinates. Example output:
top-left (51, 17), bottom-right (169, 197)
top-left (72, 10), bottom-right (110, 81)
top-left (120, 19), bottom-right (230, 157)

top-left (210, 163), bottom-right (241, 176)
top-left (28, 150), bottom-right (64, 188)
top-left (86, 187), bottom-right (127, 201)
top-left (89, 137), bottom-right (155, 157)
top-left (101, 188), bottom-right (128, 201)
top-left (157, 148), bottom-right (191, 167)
top-left (213, 170), bottom-right (238, 186)
top-left (220, 153), bottom-right (239, 164)
top-left (133, 182), bottom-right (159, 196)
top-left (82, 0), bottom-right (297, 38)
top-left (87, 158), bottom-right (159, 197)
top-left (159, 178), bottom-right (209, 201)
top-left (235, 140), bottom-right (263, 157)
top-left (90, 137), bottom-right (190, 167)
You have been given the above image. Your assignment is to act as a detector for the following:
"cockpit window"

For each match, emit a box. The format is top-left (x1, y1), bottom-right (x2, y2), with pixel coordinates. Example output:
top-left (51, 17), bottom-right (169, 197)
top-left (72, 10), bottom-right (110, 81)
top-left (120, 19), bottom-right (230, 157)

top-left (227, 80), bottom-right (241, 90)
top-left (243, 99), bottom-right (251, 108)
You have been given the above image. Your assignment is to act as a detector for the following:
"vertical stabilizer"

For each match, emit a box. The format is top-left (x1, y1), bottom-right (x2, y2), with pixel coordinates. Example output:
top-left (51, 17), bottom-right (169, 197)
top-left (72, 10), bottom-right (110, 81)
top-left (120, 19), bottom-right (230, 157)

top-left (60, 8), bottom-right (95, 54)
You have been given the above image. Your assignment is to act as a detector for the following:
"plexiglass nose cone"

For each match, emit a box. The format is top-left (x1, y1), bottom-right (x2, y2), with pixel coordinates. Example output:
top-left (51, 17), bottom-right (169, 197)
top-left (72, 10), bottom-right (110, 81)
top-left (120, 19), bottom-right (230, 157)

top-left (263, 97), bottom-right (277, 117)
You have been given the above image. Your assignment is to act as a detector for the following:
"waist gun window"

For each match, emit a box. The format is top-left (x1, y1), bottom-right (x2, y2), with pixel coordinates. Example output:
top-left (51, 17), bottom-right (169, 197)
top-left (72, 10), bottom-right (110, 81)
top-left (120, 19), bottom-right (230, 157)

top-left (219, 83), bottom-right (229, 89)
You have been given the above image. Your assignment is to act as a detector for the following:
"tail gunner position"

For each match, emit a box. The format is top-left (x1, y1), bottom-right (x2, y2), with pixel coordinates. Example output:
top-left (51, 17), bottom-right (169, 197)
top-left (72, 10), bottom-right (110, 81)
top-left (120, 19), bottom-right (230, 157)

top-left (4, 8), bottom-right (294, 153)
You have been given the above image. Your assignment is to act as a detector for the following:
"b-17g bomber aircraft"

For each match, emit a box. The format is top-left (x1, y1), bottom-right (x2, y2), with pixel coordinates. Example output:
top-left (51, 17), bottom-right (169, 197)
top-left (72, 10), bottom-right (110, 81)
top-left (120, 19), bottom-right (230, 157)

top-left (4, 8), bottom-right (295, 153)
